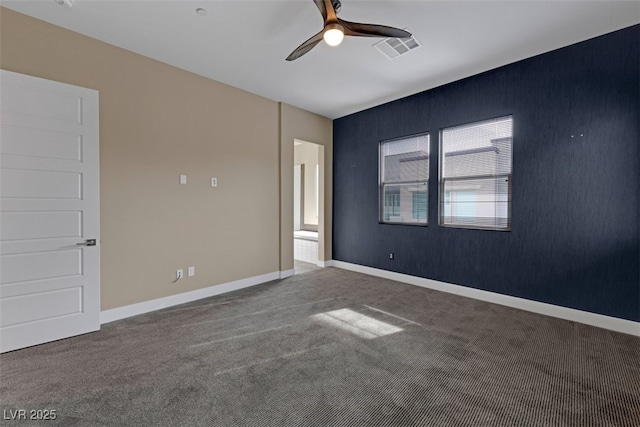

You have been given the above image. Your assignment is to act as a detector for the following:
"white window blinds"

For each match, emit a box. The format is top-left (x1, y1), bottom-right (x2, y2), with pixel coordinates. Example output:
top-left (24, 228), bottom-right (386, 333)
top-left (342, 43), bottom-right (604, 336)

top-left (440, 116), bottom-right (512, 230)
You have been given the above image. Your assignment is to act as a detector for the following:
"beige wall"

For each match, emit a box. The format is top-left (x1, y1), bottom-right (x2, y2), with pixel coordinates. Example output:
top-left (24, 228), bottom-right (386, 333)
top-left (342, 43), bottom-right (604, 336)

top-left (1, 8), bottom-right (287, 310)
top-left (294, 142), bottom-right (319, 228)
top-left (280, 104), bottom-right (333, 270)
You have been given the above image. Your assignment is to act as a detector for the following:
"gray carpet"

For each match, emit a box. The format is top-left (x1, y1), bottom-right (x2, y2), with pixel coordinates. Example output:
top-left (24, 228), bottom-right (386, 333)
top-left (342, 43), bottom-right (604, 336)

top-left (294, 260), bottom-right (321, 275)
top-left (1, 267), bottom-right (639, 426)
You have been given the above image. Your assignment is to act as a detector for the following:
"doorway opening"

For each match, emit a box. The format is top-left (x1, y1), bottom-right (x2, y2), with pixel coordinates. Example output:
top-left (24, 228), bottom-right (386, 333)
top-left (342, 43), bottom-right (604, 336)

top-left (293, 139), bottom-right (321, 274)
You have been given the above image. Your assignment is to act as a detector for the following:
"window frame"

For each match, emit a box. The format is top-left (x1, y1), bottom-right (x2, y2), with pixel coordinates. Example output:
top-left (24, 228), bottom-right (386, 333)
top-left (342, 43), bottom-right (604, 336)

top-left (379, 132), bottom-right (430, 226)
top-left (438, 115), bottom-right (513, 231)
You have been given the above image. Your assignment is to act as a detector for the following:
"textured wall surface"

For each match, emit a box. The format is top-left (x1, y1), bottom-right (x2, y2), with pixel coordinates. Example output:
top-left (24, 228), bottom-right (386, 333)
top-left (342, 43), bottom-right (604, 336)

top-left (1, 8), bottom-right (281, 310)
top-left (333, 25), bottom-right (639, 321)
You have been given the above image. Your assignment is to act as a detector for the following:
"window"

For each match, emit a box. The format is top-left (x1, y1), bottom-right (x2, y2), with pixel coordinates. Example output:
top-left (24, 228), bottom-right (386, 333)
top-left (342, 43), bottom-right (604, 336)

top-left (380, 133), bottom-right (429, 225)
top-left (440, 116), bottom-right (512, 230)
top-left (384, 192), bottom-right (400, 219)
top-left (412, 191), bottom-right (427, 220)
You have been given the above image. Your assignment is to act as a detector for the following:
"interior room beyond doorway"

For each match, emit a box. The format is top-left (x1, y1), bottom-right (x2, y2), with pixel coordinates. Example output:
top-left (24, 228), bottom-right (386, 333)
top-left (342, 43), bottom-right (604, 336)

top-left (294, 140), bottom-right (320, 266)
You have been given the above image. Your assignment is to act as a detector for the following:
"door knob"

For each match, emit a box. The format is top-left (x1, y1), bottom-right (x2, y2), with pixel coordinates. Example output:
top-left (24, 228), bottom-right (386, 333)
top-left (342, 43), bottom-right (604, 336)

top-left (77, 239), bottom-right (97, 246)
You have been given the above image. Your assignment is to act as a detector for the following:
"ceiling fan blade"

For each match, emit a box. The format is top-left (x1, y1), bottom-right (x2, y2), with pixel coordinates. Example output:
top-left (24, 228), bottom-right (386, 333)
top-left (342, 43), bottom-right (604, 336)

top-left (286, 31), bottom-right (324, 61)
top-left (312, 0), bottom-right (339, 22)
top-left (313, 0), bottom-right (327, 21)
top-left (339, 19), bottom-right (411, 39)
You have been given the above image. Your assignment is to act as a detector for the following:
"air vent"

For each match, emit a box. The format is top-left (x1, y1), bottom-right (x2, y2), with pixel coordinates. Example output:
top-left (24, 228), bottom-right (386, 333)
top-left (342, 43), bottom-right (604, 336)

top-left (374, 31), bottom-right (421, 60)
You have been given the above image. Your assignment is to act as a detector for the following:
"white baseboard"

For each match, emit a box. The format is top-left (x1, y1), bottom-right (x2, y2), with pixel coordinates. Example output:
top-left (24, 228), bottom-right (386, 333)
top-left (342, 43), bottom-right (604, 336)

top-left (280, 269), bottom-right (295, 279)
top-left (317, 260), bottom-right (334, 268)
top-left (100, 271), bottom-right (281, 324)
top-left (332, 260), bottom-right (640, 337)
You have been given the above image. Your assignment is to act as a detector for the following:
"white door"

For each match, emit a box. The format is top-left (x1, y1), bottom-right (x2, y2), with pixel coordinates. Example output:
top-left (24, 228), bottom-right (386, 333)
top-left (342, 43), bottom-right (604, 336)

top-left (0, 70), bottom-right (100, 353)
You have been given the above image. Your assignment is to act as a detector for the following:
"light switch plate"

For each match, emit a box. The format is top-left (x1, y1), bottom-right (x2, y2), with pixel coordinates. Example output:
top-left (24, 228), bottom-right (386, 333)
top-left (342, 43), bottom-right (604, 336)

top-left (180, 174), bottom-right (187, 184)
top-left (188, 266), bottom-right (195, 277)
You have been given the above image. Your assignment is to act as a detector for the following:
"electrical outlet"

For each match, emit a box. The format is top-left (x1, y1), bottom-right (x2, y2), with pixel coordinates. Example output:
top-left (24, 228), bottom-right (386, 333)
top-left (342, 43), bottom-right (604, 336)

top-left (389, 253), bottom-right (394, 260)
top-left (188, 266), bottom-right (195, 277)
top-left (176, 269), bottom-right (184, 280)
top-left (211, 177), bottom-right (218, 187)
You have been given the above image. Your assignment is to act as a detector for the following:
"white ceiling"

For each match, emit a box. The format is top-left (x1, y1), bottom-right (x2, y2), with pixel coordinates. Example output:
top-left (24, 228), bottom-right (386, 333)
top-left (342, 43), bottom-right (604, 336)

top-left (3, 1), bottom-right (639, 119)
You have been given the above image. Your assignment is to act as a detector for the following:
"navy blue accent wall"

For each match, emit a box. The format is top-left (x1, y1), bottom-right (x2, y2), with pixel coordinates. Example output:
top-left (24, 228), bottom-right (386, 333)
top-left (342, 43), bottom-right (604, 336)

top-left (333, 25), bottom-right (640, 322)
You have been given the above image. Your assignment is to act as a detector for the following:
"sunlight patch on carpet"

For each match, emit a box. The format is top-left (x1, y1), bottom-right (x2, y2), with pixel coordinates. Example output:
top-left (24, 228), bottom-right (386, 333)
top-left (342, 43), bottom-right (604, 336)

top-left (312, 308), bottom-right (403, 339)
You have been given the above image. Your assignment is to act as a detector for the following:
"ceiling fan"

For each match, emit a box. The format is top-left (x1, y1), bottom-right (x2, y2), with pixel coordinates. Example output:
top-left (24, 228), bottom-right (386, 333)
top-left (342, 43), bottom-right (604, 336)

top-left (286, 0), bottom-right (411, 61)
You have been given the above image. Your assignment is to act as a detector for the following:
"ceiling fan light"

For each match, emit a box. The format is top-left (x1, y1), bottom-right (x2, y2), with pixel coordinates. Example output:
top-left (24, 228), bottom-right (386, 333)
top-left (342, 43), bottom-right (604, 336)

top-left (324, 24), bottom-right (344, 47)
